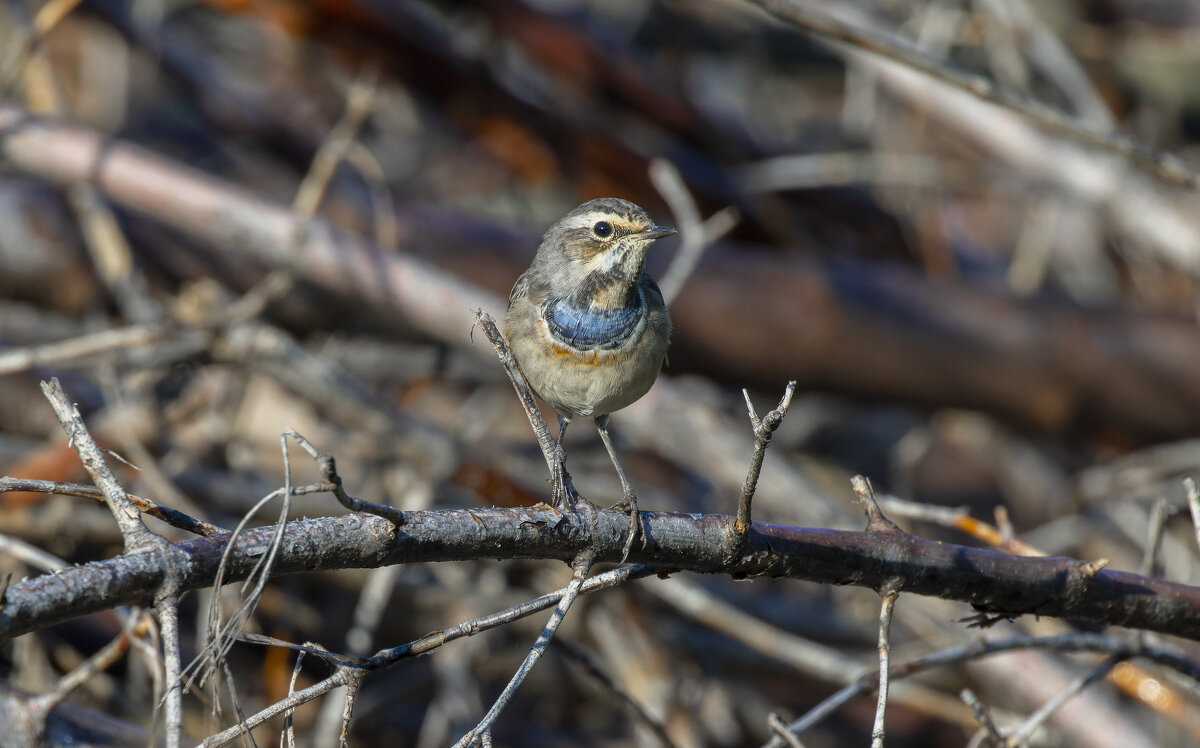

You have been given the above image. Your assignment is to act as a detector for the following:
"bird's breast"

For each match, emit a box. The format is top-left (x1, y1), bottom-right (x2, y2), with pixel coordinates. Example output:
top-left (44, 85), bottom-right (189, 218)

top-left (542, 294), bottom-right (644, 351)
top-left (504, 285), bottom-right (668, 418)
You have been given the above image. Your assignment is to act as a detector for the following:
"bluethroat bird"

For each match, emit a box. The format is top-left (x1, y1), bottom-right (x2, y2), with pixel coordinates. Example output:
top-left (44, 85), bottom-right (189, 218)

top-left (505, 198), bottom-right (675, 542)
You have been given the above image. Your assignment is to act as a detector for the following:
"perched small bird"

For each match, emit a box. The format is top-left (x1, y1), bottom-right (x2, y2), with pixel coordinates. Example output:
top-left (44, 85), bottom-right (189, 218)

top-left (505, 198), bottom-right (675, 537)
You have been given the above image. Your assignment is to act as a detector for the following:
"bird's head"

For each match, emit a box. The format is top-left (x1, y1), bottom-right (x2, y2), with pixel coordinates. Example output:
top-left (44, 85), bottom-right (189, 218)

top-left (537, 198), bottom-right (676, 310)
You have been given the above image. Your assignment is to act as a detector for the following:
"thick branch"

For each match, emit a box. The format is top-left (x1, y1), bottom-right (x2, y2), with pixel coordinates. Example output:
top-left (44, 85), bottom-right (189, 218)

top-left (2, 508), bottom-right (1198, 641)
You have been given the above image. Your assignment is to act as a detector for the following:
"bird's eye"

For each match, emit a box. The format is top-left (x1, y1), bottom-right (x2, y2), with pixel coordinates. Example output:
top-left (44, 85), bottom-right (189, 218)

top-left (592, 220), bottom-right (613, 238)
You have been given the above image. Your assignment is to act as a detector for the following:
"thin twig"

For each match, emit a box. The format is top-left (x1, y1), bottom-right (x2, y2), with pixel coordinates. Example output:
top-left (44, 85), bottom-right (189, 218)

top-left (227, 564), bottom-right (655, 675)
top-left (735, 381), bottom-right (797, 535)
top-left (871, 585), bottom-right (900, 748)
top-left (293, 68), bottom-right (379, 218)
top-left (650, 158), bottom-right (741, 305)
top-left (339, 678), bottom-right (361, 746)
top-left (312, 564), bottom-right (396, 742)
top-left (1140, 497), bottom-right (1173, 578)
top-left (1185, 477), bottom-right (1200, 555)
top-left (959, 689), bottom-right (1005, 747)
top-left (187, 433), bottom-right (299, 691)
top-left (206, 564), bottom-right (654, 739)
top-left (455, 550), bottom-right (597, 747)
top-left (473, 309), bottom-right (579, 504)
top-left (1008, 653), bottom-right (1126, 744)
top-left (993, 505), bottom-right (1015, 547)
top-left (877, 494), bottom-right (968, 526)
top-left (0, 475), bottom-right (272, 538)
top-left (287, 428), bottom-right (407, 526)
top-left (554, 637), bottom-right (680, 748)
top-left (0, 531), bottom-right (68, 571)
top-left (0, 322), bottom-right (173, 375)
top-left (222, 69), bottom-right (383, 327)
top-left (767, 712), bottom-right (806, 748)
top-left (199, 665), bottom-right (360, 747)
top-left (370, 564), bottom-right (654, 667)
top-left (852, 474), bottom-right (895, 531)
top-left (473, 309), bottom-right (555, 471)
top-left (281, 646), bottom-right (307, 746)
top-left (157, 590), bottom-right (183, 748)
top-left (39, 377), bottom-right (160, 552)
top-left (27, 612), bottom-right (136, 722)
top-left (765, 631), bottom-right (1195, 746)
top-left (652, 577), bottom-right (968, 740)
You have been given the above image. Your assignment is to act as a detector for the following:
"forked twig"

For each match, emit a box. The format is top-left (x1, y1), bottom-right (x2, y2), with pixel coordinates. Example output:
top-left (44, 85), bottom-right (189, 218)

top-left (736, 381), bottom-right (797, 536)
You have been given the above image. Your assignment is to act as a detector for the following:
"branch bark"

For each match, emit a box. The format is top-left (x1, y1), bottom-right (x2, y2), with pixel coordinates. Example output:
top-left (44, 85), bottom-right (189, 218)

top-left (3, 507), bottom-right (1199, 641)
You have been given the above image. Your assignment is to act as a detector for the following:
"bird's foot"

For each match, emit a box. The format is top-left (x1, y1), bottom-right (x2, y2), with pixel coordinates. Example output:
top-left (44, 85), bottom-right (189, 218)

top-left (608, 490), bottom-right (646, 564)
top-left (551, 447), bottom-right (592, 514)
top-left (550, 445), bottom-right (571, 507)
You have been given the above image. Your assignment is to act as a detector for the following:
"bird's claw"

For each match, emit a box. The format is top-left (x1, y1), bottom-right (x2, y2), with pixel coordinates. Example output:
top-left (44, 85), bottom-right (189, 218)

top-left (612, 489), bottom-right (645, 564)
top-left (550, 446), bottom-right (572, 508)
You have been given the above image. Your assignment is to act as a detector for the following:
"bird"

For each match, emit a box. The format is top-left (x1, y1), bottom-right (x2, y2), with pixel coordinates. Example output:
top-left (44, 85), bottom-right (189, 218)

top-left (504, 198), bottom-right (675, 549)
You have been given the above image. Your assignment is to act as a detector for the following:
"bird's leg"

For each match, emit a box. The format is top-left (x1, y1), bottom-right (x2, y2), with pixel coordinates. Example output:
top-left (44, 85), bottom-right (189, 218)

top-left (552, 413), bottom-right (572, 508)
top-left (594, 415), bottom-right (645, 562)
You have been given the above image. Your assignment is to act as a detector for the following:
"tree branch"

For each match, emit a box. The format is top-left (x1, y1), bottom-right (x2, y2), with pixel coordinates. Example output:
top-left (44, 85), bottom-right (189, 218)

top-left (4, 506), bottom-right (1200, 641)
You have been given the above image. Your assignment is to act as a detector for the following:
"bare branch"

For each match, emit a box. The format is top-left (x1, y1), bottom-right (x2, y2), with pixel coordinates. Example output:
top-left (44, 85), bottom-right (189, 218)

top-left (735, 381), bottom-right (797, 536)
top-left (1186, 477), bottom-right (1200, 556)
top-left (852, 474), bottom-right (898, 533)
top-left (473, 309), bottom-right (576, 502)
top-left (555, 637), bottom-right (680, 748)
top-left (1140, 497), bottom-right (1173, 578)
top-left (960, 689), bottom-right (1005, 748)
top-left (0, 532), bottom-right (68, 572)
top-left (38, 377), bottom-right (161, 552)
top-left (287, 428), bottom-right (407, 526)
top-left (767, 712), bottom-right (807, 748)
top-left (456, 550), bottom-right (597, 747)
top-left (650, 158), bottom-right (740, 305)
top-left (871, 585), bottom-right (900, 748)
top-left (156, 592), bottom-right (183, 748)
top-left (27, 613), bottom-right (136, 723)
top-left (768, 632), bottom-right (1198, 744)
top-left (1009, 654), bottom-right (1126, 745)
top-left (0, 323), bottom-right (175, 376)
top-left (6, 507), bottom-right (1200, 642)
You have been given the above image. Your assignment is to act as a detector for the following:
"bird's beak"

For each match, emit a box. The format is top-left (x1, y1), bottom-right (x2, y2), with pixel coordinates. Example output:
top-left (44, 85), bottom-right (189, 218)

top-left (640, 225), bottom-right (678, 241)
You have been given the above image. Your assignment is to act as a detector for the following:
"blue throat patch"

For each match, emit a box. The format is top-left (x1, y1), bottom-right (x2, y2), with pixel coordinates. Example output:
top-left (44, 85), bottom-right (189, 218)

top-left (544, 294), bottom-right (643, 350)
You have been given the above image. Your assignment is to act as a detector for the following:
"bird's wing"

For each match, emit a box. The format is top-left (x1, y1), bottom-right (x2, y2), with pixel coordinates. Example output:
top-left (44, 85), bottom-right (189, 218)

top-left (508, 269), bottom-right (536, 310)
